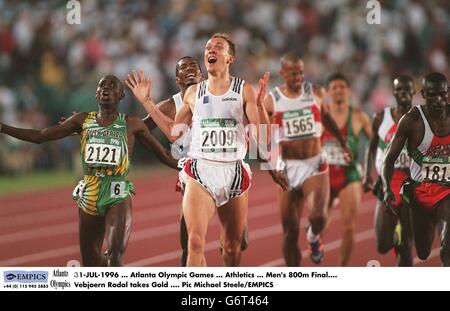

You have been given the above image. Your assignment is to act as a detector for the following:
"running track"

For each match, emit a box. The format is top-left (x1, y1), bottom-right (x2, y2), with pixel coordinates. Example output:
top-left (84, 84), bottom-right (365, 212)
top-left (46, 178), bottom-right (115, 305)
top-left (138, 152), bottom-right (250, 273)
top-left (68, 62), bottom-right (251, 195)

top-left (0, 166), bottom-right (441, 267)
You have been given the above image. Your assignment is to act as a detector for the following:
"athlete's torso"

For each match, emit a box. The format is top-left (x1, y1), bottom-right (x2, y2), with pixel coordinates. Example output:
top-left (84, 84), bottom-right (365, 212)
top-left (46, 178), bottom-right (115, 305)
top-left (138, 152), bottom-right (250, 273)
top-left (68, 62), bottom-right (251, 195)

top-left (270, 82), bottom-right (322, 159)
top-left (375, 107), bottom-right (410, 175)
top-left (81, 112), bottom-right (130, 177)
top-left (410, 105), bottom-right (450, 184)
top-left (189, 77), bottom-right (246, 162)
top-left (322, 106), bottom-right (358, 167)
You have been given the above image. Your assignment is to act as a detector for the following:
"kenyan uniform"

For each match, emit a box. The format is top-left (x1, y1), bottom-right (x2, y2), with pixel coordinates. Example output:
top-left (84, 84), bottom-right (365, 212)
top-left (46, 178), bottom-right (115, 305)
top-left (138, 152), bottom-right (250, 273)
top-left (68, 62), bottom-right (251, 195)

top-left (270, 82), bottom-right (328, 190)
top-left (401, 106), bottom-right (450, 210)
top-left (178, 77), bottom-right (251, 207)
top-left (73, 112), bottom-right (134, 216)
top-left (373, 107), bottom-right (410, 209)
top-left (322, 107), bottom-right (361, 198)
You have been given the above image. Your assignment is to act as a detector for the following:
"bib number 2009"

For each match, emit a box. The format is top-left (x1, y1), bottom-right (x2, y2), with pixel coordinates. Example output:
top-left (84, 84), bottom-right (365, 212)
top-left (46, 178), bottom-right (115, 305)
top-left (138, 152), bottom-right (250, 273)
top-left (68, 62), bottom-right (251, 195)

top-left (202, 129), bottom-right (237, 151)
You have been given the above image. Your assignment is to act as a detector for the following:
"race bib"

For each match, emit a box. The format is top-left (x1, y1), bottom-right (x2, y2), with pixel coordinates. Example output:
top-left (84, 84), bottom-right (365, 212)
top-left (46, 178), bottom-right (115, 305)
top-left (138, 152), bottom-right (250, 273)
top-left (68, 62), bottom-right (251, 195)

top-left (111, 181), bottom-right (126, 198)
top-left (85, 143), bottom-right (121, 167)
top-left (421, 155), bottom-right (450, 182)
top-left (323, 142), bottom-right (347, 166)
top-left (200, 118), bottom-right (238, 153)
top-left (282, 108), bottom-right (316, 139)
top-left (394, 148), bottom-right (410, 169)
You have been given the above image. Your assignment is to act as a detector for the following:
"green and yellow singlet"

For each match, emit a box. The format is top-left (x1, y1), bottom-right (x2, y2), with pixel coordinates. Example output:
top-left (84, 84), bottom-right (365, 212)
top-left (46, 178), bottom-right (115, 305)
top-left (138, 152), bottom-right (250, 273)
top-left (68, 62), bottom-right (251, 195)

top-left (73, 112), bottom-right (134, 216)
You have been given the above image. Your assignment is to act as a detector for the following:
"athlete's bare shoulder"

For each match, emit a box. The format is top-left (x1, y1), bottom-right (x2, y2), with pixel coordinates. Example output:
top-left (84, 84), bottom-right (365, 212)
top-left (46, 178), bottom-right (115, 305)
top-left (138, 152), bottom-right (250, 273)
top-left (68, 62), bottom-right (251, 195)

top-left (397, 105), bottom-right (421, 131)
top-left (352, 107), bottom-right (370, 122)
top-left (157, 97), bottom-right (176, 118)
top-left (69, 112), bottom-right (89, 131)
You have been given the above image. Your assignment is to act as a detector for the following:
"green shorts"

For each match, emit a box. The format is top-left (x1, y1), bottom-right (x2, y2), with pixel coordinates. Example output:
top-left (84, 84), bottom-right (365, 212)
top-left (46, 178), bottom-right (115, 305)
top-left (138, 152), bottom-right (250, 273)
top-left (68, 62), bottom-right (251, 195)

top-left (73, 175), bottom-right (135, 216)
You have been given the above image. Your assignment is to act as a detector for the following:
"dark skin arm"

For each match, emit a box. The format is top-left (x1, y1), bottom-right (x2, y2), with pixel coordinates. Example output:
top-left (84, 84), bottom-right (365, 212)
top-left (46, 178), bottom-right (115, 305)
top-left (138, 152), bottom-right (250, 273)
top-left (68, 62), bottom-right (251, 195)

top-left (143, 98), bottom-right (177, 131)
top-left (363, 111), bottom-right (383, 192)
top-left (0, 112), bottom-right (87, 143)
top-left (127, 116), bottom-right (179, 170)
top-left (381, 112), bottom-right (413, 215)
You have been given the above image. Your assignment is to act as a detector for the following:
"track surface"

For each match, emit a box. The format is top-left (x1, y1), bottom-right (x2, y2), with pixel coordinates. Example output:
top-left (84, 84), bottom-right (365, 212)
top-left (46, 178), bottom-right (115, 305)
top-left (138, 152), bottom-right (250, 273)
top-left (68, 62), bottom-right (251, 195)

top-left (0, 166), bottom-right (441, 267)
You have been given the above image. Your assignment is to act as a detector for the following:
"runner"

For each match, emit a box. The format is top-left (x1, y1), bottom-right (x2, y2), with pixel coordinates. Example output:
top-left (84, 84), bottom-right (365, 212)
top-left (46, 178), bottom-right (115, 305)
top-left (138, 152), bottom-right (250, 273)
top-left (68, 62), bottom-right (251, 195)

top-left (363, 75), bottom-right (415, 266)
top-left (264, 53), bottom-right (352, 266)
top-left (126, 33), bottom-right (273, 266)
top-left (0, 75), bottom-right (178, 266)
top-left (382, 72), bottom-right (450, 265)
top-left (322, 73), bottom-right (372, 266)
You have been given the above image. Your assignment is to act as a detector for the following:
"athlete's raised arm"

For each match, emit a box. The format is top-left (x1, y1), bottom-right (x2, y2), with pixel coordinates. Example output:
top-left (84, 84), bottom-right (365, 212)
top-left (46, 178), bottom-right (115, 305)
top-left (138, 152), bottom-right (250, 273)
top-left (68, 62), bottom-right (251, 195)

top-left (0, 112), bottom-right (87, 144)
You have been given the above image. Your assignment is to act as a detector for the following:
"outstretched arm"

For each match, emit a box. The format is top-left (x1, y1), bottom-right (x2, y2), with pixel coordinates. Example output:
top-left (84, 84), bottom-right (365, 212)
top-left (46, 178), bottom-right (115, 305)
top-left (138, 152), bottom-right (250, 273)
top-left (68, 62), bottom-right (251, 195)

top-left (0, 112), bottom-right (86, 143)
top-left (143, 98), bottom-right (177, 131)
top-left (129, 116), bottom-right (178, 170)
top-left (363, 112), bottom-right (382, 192)
top-left (126, 69), bottom-right (192, 142)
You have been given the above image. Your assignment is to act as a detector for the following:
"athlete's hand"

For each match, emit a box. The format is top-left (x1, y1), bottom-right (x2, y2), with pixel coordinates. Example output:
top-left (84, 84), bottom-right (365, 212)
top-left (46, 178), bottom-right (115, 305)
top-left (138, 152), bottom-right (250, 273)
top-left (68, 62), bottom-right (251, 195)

top-left (382, 188), bottom-right (398, 216)
top-left (362, 176), bottom-right (374, 192)
top-left (268, 169), bottom-right (288, 191)
top-left (256, 72), bottom-right (270, 107)
top-left (125, 69), bottom-right (152, 104)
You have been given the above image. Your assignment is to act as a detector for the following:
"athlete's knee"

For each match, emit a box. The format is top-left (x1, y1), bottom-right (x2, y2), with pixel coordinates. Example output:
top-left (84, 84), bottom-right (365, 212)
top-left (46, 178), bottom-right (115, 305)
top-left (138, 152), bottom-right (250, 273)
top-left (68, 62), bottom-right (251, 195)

top-left (222, 239), bottom-right (241, 258)
top-left (188, 234), bottom-right (205, 255)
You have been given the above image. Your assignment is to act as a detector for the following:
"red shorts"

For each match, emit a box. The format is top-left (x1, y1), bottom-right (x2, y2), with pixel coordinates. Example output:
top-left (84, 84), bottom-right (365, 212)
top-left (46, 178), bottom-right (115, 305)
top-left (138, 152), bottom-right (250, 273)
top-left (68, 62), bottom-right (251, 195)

top-left (401, 179), bottom-right (450, 210)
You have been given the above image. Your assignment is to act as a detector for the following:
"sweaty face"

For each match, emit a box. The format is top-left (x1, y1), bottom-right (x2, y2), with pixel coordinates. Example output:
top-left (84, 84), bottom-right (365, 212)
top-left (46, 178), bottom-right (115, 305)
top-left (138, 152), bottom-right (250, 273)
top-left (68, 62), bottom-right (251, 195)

top-left (393, 80), bottom-right (414, 106)
top-left (176, 58), bottom-right (202, 88)
top-left (422, 81), bottom-right (448, 114)
top-left (280, 60), bottom-right (304, 92)
top-left (95, 76), bottom-right (123, 107)
top-left (328, 79), bottom-right (349, 104)
top-left (204, 37), bottom-right (233, 74)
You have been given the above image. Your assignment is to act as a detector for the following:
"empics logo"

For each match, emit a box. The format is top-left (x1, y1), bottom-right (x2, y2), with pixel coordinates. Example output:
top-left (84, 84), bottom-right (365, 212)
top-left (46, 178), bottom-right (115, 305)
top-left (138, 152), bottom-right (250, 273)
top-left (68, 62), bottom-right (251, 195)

top-left (3, 271), bottom-right (49, 283)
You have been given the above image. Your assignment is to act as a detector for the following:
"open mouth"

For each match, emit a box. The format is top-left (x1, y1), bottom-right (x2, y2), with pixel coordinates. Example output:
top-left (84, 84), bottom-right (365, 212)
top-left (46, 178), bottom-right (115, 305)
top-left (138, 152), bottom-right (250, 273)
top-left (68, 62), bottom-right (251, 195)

top-left (208, 56), bottom-right (217, 64)
top-left (185, 73), bottom-right (196, 79)
top-left (100, 91), bottom-right (111, 101)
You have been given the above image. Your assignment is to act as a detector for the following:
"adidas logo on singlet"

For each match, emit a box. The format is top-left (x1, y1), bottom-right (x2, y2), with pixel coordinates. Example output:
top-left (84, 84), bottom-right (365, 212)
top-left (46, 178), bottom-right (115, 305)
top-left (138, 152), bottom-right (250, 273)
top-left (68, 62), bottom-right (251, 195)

top-left (222, 97), bottom-right (237, 102)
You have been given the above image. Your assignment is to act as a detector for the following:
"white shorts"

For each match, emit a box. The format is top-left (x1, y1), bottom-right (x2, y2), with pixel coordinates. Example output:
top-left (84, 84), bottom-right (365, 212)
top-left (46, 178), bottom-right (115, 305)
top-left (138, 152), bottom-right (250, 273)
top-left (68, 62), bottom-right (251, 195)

top-left (277, 153), bottom-right (328, 191)
top-left (179, 158), bottom-right (252, 207)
